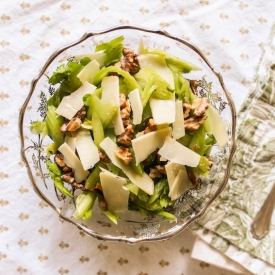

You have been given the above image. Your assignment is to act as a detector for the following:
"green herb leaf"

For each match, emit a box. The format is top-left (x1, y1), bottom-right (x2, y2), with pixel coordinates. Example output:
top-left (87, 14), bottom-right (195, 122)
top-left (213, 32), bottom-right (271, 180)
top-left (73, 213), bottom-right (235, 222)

top-left (192, 156), bottom-right (212, 178)
top-left (45, 105), bottom-right (64, 148)
top-left (48, 60), bottom-right (83, 94)
top-left (95, 36), bottom-right (124, 66)
top-left (30, 121), bottom-right (48, 139)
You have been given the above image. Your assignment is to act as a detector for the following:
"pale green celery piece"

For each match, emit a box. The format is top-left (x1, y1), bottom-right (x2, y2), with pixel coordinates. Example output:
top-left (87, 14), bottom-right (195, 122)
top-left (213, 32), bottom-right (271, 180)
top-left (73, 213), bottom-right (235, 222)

top-left (159, 194), bottom-right (171, 208)
top-left (119, 78), bottom-right (129, 95)
top-left (177, 133), bottom-right (193, 147)
top-left (93, 66), bottom-right (142, 93)
top-left (192, 156), bottom-right (212, 178)
top-left (87, 94), bottom-right (118, 129)
top-left (46, 161), bottom-right (61, 176)
top-left (85, 163), bottom-right (102, 189)
top-left (83, 88), bottom-right (102, 107)
top-left (189, 126), bottom-right (206, 156)
top-left (91, 112), bottom-right (105, 147)
top-left (147, 178), bottom-right (168, 204)
top-left (81, 205), bottom-right (93, 220)
top-left (129, 147), bottom-right (144, 175)
top-left (137, 189), bottom-right (149, 202)
top-left (124, 182), bottom-right (139, 196)
top-left (106, 162), bottom-right (121, 176)
top-left (154, 210), bottom-right (176, 220)
top-left (176, 74), bottom-right (196, 103)
top-left (102, 209), bottom-right (120, 224)
top-left (74, 191), bottom-right (97, 219)
top-left (45, 143), bottom-right (58, 157)
top-left (135, 67), bottom-right (174, 102)
top-left (81, 118), bottom-right (93, 130)
top-left (172, 71), bottom-right (181, 99)
top-left (45, 105), bottom-right (65, 148)
top-left (53, 177), bottom-right (73, 198)
top-left (30, 121), bottom-right (48, 140)
top-left (203, 117), bottom-right (211, 133)
top-left (140, 75), bottom-right (157, 108)
top-left (104, 128), bottom-right (116, 143)
top-left (145, 48), bottom-right (201, 73)
top-left (93, 87), bottom-right (102, 98)
top-left (204, 133), bottom-right (216, 155)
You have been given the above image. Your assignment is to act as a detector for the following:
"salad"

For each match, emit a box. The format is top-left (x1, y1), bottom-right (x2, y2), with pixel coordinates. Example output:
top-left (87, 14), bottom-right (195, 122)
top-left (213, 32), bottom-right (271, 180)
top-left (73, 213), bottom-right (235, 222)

top-left (31, 36), bottom-right (228, 224)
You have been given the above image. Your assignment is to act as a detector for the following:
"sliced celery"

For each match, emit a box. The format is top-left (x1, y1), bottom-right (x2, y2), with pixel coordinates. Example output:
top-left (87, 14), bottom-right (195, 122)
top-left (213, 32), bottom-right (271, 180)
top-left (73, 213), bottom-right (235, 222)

top-left (129, 147), bottom-right (144, 175)
top-left (147, 178), bottom-right (168, 204)
top-left (134, 67), bottom-right (174, 102)
top-left (102, 209), bottom-right (120, 224)
top-left (87, 94), bottom-right (118, 129)
top-left (73, 191), bottom-right (97, 220)
top-left (91, 112), bottom-right (105, 147)
top-left (85, 162), bottom-right (103, 189)
top-left (189, 126), bottom-right (206, 156)
top-left (93, 66), bottom-right (142, 93)
top-left (104, 128), bottom-right (116, 143)
top-left (45, 105), bottom-right (64, 148)
top-left (177, 133), bottom-right (193, 147)
top-left (145, 48), bottom-right (201, 73)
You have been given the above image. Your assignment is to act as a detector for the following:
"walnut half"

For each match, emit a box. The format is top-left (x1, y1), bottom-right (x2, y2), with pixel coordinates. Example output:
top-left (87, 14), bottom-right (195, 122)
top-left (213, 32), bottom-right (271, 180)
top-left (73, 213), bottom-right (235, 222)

top-left (184, 115), bottom-right (208, 131)
top-left (191, 97), bottom-right (209, 117)
top-left (115, 146), bottom-right (133, 164)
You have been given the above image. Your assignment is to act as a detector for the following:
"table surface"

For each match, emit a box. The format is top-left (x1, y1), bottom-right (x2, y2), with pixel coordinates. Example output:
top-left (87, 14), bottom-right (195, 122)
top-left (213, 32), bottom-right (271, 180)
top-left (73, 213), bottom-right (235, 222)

top-left (1, 1), bottom-right (275, 274)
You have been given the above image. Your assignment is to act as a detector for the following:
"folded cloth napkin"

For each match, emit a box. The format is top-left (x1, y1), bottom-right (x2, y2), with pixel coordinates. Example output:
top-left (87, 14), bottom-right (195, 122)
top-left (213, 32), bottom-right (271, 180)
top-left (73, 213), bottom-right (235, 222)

top-left (191, 22), bottom-right (275, 274)
top-left (192, 235), bottom-right (252, 274)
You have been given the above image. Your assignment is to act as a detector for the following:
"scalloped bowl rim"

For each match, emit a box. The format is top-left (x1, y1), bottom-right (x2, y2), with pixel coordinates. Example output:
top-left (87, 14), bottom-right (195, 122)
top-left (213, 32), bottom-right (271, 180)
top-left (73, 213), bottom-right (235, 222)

top-left (19, 25), bottom-right (237, 243)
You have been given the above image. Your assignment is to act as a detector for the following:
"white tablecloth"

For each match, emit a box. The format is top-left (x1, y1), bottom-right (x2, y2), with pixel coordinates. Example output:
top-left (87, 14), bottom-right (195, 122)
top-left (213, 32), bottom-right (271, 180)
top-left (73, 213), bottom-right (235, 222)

top-left (1, 1), bottom-right (275, 274)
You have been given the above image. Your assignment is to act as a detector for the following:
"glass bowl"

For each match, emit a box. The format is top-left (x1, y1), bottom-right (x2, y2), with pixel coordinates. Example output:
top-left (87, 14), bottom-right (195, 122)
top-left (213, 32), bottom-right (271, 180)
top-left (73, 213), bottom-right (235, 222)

top-left (19, 25), bottom-right (236, 243)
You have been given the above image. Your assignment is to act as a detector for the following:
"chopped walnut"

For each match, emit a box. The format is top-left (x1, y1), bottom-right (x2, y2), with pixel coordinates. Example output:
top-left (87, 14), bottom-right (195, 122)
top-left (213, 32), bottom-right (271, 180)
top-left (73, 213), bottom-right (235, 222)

top-left (122, 118), bottom-right (131, 127)
top-left (149, 167), bottom-right (163, 179)
top-left (156, 165), bottom-right (166, 175)
top-left (66, 117), bottom-right (82, 132)
top-left (98, 150), bottom-right (110, 164)
top-left (61, 173), bottom-right (85, 190)
top-left (191, 98), bottom-right (209, 117)
top-left (117, 124), bottom-right (134, 146)
top-left (184, 115), bottom-right (208, 131)
top-left (144, 118), bottom-right (157, 134)
top-left (61, 173), bottom-right (75, 184)
top-left (94, 182), bottom-right (103, 192)
top-left (74, 107), bottom-right (86, 121)
top-left (72, 181), bottom-right (86, 190)
top-left (120, 107), bottom-right (130, 120)
top-left (88, 182), bottom-right (103, 196)
top-left (55, 154), bottom-right (72, 172)
top-left (120, 97), bottom-right (131, 127)
top-left (60, 122), bottom-right (68, 133)
top-left (59, 107), bottom-right (86, 133)
top-left (115, 146), bottom-right (133, 164)
top-left (183, 103), bottom-right (192, 118)
top-left (120, 48), bottom-right (140, 74)
top-left (189, 80), bottom-right (200, 95)
top-left (119, 93), bottom-right (127, 109)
